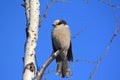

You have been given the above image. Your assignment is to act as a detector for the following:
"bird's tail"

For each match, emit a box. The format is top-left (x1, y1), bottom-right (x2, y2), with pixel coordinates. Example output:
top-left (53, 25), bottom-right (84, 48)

top-left (56, 59), bottom-right (70, 78)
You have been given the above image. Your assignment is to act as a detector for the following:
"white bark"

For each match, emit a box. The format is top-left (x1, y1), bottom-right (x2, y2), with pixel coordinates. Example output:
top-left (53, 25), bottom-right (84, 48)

top-left (23, 0), bottom-right (40, 80)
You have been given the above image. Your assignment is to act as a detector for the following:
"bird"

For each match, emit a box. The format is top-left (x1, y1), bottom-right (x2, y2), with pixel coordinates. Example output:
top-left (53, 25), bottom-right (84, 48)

top-left (51, 20), bottom-right (73, 78)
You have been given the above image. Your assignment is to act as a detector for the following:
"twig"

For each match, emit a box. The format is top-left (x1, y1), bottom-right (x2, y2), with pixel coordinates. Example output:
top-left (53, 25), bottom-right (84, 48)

top-left (112, 7), bottom-right (119, 32)
top-left (40, 0), bottom-right (57, 23)
top-left (72, 30), bottom-right (83, 39)
top-left (40, 0), bottom-right (68, 25)
top-left (72, 27), bottom-right (88, 39)
top-left (73, 59), bottom-right (96, 64)
top-left (98, 0), bottom-right (120, 8)
top-left (43, 69), bottom-right (55, 80)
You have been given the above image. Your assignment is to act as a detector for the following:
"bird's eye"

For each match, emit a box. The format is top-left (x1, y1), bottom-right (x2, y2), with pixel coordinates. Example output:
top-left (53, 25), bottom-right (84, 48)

top-left (57, 22), bottom-right (62, 25)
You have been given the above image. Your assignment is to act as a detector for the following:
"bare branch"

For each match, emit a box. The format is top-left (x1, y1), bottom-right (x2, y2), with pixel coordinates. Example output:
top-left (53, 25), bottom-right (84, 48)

top-left (43, 69), bottom-right (55, 80)
top-left (72, 30), bottom-right (84, 39)
top-left (112, 7), bottom-right (119, 32)
top-left (88, 1), bottom-right (120, 80)
top-left (73, 59), bottom-right (97, 64)
top-left (40, 0), bottom-right (56, 23)
top-left (98, 0), bottom-right (120, 8)
top-left (36, 50), bottom-right (61, 80)
top-left (72, 27), bottom-right (88, 39)
top-left (89, 9), bottom-right (120, 80)
top-left (89, 28), bottom-right (120, 80)
top-left (40, 0), bottom-right (68, 25)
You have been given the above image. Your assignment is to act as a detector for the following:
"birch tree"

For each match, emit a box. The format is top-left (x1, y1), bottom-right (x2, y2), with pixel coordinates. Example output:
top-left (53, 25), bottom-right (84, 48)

top-left (22, 0), bottom-right (40, 80)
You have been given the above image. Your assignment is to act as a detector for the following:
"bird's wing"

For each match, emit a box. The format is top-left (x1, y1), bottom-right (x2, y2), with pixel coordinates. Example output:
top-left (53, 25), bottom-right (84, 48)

top-left (52, 36), bottom-right (57, 52)
top-left (67, 41), bottom-right (73, 61)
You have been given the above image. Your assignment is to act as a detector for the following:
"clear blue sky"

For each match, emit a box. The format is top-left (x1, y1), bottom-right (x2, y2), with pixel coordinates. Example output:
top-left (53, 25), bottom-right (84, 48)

top-left (0, 0), bottom-right (120, 80)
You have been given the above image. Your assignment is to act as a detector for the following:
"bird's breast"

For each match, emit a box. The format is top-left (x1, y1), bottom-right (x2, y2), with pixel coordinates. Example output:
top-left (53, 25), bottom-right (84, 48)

top-left (52, 27), bottom-right (70, 50)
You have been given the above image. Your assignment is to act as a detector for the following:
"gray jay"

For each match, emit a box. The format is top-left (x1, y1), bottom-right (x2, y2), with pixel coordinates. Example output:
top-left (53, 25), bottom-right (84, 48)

top-left (51, 20), bottom-right (73, 78)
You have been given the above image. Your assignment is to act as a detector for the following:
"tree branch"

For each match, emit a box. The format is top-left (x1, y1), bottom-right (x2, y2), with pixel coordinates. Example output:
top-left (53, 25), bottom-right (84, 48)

top-left (36, 50), bottom-right (61, 80)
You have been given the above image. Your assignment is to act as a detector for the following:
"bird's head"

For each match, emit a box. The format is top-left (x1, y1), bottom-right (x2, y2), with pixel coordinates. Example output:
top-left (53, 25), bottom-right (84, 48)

top-left (52, 20), bottom-right (67, 27)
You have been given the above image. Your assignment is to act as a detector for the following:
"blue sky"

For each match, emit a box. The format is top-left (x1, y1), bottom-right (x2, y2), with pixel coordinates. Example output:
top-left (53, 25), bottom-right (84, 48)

top-left (0, 0), bottom-right (120, 80)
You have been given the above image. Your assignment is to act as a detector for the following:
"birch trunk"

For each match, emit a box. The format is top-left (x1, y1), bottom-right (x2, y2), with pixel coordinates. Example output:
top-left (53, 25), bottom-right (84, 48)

top-left (23, 0), bottom-right (40, 80)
